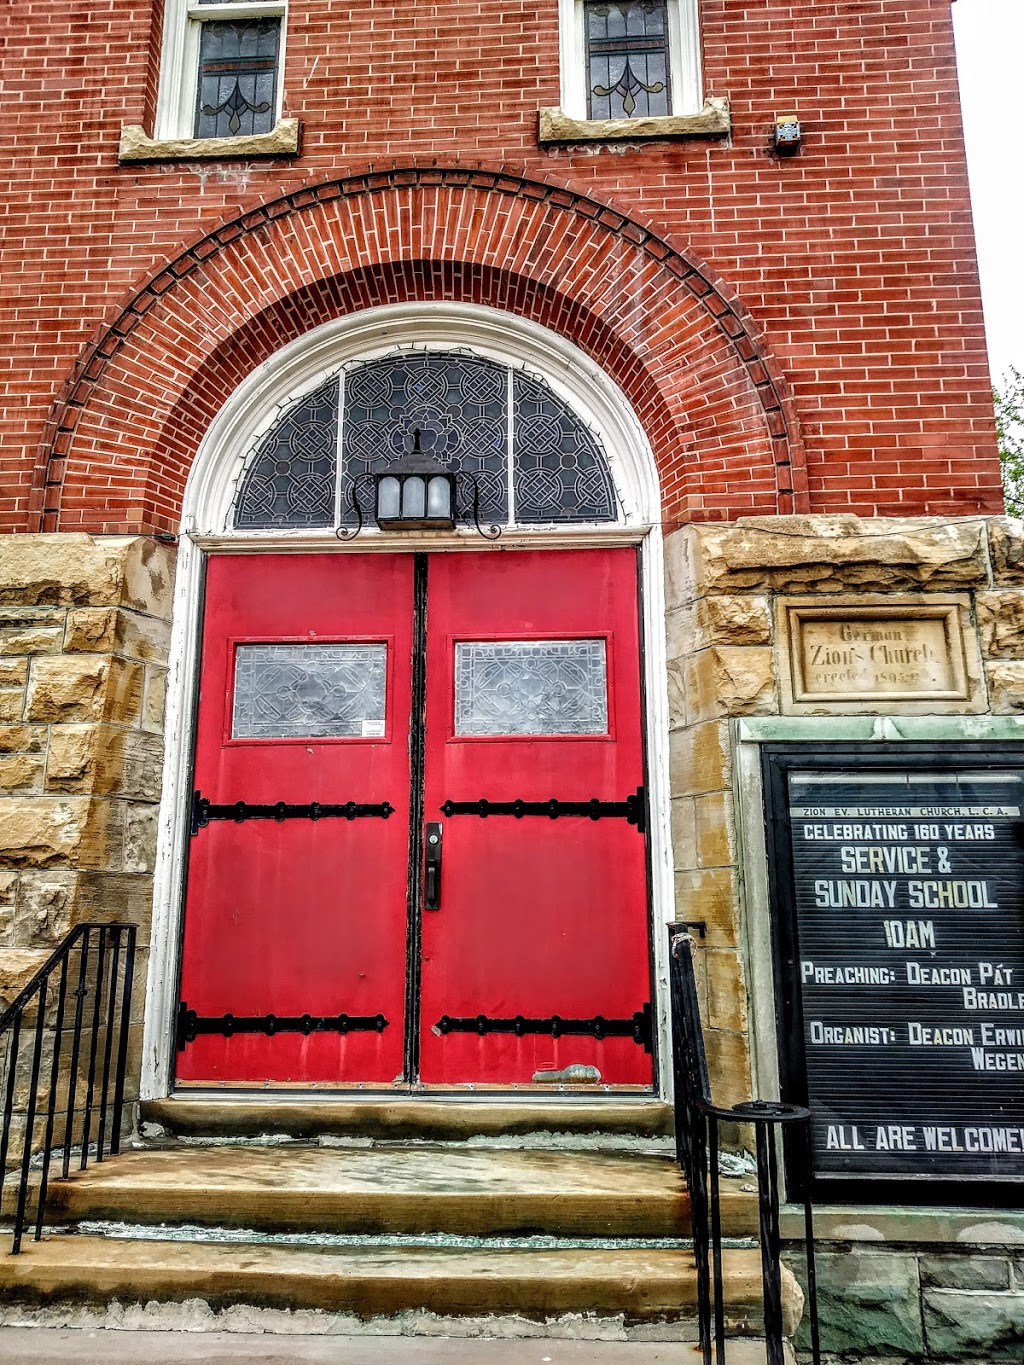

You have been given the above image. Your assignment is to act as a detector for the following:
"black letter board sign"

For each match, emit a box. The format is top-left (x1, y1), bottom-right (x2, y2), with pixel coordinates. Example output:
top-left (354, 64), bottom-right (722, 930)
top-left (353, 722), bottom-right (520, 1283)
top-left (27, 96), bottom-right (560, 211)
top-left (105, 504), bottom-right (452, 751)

top-left (764, 745), bottom-right (1024, 1201)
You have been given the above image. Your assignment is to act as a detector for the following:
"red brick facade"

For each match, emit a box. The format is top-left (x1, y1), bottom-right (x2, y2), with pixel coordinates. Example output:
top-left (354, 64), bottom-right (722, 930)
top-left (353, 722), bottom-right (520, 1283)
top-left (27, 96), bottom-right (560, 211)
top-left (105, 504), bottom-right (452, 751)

top-left (1, 0), bottom-right (1001, 533)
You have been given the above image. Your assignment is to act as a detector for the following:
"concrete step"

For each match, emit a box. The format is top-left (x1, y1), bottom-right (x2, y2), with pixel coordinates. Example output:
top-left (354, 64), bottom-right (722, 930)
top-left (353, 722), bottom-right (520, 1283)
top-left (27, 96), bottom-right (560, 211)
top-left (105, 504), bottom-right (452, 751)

top-left (141, 1098), bottom-right (673, 1142)
top-left (43, 1144), bottom-right (757, 1239)
top-left (0, 1235), bottom-right (800, 1335)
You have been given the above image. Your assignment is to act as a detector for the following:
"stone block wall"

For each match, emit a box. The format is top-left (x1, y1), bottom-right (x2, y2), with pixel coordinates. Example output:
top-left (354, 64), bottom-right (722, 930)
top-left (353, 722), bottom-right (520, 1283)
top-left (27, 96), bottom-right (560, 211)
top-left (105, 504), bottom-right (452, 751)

top-left (664, 513), bottom-right (1024, 1361)
top-left (0, 535), bottom-right (175, 1096)
top-left (785, 1233), bottom-right (1024, 1361)
top-left (665, 513), bottom-right (1024, 1107)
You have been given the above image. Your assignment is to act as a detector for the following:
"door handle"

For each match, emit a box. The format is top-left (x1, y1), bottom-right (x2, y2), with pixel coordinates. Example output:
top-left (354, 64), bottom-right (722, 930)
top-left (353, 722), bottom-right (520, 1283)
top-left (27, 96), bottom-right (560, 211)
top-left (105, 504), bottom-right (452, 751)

top-left (424, 822), bottom-right (443, 910)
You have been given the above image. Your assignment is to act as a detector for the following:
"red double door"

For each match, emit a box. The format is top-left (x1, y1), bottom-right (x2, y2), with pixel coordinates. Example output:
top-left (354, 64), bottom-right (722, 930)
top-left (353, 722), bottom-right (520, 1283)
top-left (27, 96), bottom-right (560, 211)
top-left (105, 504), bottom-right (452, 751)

top-left (176, 549), bottom-right (653, 1089)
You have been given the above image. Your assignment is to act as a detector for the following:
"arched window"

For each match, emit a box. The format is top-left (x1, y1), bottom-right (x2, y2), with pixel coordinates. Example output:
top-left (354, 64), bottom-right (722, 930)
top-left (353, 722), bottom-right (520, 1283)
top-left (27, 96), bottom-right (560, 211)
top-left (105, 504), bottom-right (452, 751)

top-left (233, 351), bottom-right (618, 530)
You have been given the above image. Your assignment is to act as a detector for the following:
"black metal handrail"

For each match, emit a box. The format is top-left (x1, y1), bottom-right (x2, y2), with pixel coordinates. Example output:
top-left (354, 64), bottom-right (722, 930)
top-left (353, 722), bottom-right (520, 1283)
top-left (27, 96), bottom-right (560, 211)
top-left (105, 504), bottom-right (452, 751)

top-left (668, 925), bottom-right (820, 1365)
top-left (0, 923), bottom-right (137, 1254)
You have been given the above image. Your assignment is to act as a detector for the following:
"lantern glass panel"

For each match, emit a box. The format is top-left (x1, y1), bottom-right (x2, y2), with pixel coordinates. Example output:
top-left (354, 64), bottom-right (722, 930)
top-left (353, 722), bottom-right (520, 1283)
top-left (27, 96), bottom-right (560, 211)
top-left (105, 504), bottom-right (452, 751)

top-left (377, 476), bottom-right (401, 521)
top-left (402, 476), bottom-right (426, 519)
top-left (427, 476), bottom-right (452, 520)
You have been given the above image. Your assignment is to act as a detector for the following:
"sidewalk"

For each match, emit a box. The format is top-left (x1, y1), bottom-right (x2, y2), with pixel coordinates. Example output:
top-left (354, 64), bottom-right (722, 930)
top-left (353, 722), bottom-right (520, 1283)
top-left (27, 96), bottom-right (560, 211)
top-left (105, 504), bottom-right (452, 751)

top-left (0, 1330), bottom-right (720, 1364)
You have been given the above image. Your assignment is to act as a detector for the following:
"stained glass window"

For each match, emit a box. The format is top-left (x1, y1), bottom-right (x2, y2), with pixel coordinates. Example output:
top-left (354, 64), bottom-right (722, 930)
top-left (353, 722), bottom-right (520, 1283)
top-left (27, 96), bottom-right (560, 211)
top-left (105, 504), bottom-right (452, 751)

top-left (232, 643), bottom-right (387, 739)
top-left (585, 1), bottom-right (671, 120)
top-left (340, 353), bottom-right (509, 528)
top-left (513, 372), bottom-right (616, 523)
top-left (194, 18), bottom-right (281, 139)
top-left (454, 640), bottom-right (609, 737)
top-left (231, 352), bottom-right (618, 531)
top-left (234, 379), bottom-right (338, 529)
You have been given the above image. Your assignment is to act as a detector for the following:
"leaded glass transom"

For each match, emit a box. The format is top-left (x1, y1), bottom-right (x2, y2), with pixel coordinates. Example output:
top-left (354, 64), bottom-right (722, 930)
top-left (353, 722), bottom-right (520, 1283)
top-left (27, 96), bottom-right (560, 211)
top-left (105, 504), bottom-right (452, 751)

top-left (231, 351), bottom-right (618, 531)
top-left (234, 379), bottom-right (338, 529)
top-left (454, 639), bottom-right (608, 737)
top-left (232, 642), bottom-right (387, 739)
top-left (341, 353), bottom-right (508, 527)
top-left (513, 372), bottom-right (616, 523)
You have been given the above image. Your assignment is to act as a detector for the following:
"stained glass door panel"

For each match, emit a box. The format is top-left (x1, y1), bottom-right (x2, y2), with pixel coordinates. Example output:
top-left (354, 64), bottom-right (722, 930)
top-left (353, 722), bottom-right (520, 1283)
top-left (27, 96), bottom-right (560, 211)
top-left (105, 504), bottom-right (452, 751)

top-left (176, 554), bottom-right (413, 1085)
top-left (419, 548), bottom-right (653, 1087)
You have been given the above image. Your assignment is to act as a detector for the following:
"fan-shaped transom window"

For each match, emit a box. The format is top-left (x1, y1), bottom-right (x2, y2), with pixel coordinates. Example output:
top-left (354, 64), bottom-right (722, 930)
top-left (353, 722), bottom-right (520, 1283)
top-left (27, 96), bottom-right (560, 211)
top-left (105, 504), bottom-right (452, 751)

top-left (233, 351), bottom-right (618, 530)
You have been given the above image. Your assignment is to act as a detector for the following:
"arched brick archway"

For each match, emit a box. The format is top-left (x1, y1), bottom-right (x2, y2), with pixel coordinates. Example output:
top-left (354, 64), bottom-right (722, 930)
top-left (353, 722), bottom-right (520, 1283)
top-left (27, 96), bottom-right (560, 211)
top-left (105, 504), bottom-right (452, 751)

top-left (32, 167), bottom-right (807, 533)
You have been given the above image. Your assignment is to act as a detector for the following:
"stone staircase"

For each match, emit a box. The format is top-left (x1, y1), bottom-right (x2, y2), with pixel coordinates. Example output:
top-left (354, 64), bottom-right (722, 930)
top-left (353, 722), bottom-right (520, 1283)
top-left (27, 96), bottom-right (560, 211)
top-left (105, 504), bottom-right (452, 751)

top-left (0, 1100), bottom-right (802, 1347)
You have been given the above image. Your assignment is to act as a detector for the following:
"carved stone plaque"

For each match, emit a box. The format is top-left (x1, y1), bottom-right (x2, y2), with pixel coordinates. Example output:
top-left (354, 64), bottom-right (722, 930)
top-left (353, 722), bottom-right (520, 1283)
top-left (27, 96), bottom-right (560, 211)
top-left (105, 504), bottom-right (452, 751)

top-left (778, 597), bottom-right (978, 711)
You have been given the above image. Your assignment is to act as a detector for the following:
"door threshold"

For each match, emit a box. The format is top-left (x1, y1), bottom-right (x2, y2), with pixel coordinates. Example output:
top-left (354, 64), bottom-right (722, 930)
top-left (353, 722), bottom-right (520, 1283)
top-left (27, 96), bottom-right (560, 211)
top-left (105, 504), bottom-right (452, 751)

top-left (169, 1085), bottom-right (659, 1102)
top-left (143, 1093), bottom-right (672, 1141)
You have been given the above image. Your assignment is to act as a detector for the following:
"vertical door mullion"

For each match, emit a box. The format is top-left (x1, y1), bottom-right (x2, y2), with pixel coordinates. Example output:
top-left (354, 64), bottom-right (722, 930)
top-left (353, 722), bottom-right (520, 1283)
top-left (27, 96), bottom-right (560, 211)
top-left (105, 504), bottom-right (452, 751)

top-left (403, 553), bottom-right (429, 1081)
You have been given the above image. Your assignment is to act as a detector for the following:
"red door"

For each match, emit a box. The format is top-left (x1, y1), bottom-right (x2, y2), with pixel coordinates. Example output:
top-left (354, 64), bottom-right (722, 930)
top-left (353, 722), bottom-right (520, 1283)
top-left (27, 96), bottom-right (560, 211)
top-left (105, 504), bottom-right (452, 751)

top-left (176, 548), bottom-right (652, 1089)
top-left (419, 549), bottom-right (652, 1086)
top-left (176, 554), bottom-right (413, 1084)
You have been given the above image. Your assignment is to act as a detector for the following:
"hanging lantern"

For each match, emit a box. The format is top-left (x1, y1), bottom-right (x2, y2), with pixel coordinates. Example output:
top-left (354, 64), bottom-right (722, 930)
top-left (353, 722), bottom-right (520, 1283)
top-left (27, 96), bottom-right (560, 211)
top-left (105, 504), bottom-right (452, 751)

top-left (337, 428), bottom-right (500, 540)
top-left (375, 430), bottom-right (456, 531)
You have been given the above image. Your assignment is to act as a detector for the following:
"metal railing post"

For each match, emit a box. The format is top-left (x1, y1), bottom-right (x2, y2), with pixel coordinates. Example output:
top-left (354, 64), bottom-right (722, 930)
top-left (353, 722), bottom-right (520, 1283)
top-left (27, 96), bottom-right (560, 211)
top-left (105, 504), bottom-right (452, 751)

top-left (668, 927), bottom-right (820, 1364)
top-left (0, 923), bottom-right (137, 1253)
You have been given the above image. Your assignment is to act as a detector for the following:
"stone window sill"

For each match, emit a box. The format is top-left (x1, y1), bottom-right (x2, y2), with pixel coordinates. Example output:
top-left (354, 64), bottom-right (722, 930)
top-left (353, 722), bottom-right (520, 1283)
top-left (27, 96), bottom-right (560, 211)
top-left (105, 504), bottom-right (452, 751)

top-left (118, 119), bottom-right (301, 164)
top-left (538, 98), bottom-right (730, 146)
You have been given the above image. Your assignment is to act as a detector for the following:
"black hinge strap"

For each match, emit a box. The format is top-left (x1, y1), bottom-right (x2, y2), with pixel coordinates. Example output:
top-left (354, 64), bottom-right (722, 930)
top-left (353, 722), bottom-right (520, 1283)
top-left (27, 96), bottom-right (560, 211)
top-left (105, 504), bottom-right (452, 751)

top-left (434, 1004), bottom-right (652, 1052)
top-left (176, 1002), bottom-right (390, 1050)
top-left (191, 790), bottom-right (394, 835)
top-left (439, 786), bottom-right (646, 834)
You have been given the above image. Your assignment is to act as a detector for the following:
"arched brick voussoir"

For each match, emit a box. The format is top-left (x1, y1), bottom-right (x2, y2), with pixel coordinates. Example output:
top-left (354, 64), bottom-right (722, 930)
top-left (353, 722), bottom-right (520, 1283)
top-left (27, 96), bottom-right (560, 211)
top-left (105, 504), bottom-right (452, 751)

top-left (39, 168), bottom-right (808, 534)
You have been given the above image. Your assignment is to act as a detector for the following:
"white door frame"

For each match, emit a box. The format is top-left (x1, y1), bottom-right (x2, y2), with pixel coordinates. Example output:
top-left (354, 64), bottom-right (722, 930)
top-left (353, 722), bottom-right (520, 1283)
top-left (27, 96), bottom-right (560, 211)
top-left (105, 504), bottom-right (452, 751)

top-left (141, 302), bottom-right (677, 1098)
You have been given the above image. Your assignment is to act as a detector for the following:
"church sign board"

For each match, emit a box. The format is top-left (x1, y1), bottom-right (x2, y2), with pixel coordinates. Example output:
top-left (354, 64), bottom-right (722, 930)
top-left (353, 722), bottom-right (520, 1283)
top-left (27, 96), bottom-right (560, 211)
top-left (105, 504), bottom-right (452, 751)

top-left (763, 745), bottom-right (1024, 1201)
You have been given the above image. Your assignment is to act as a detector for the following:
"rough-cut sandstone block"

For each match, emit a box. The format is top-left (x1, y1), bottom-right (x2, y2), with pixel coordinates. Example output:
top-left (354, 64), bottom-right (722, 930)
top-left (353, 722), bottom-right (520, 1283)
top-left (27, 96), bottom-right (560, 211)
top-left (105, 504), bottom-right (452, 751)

top-left (703, 1026), bottom-right (752, 1109)
top-left (669, 721), bottom-right (732, 798)
top-left (920, 1254), bottom-right (1011, 1291)
top-left (0, 871), bottom-right (16, 945)
top-left (0, 659), bottom-right (28, 687)
top-left (0, 726), bottom-right (46, 755)
top-left (706, 947), bottom-right (749, 1034)
top-left (805, 1250), bottom-right (923, 1355)
top-left (123, 803), bottom-right (159, 874)
top-left (977, 591), bottom-right (1024, 659)
top-left (685, 646), bottom-right (777, 721)
top-left (0, 797), bottom-right (113, 870)
top-left (924, 1287), bottom-right (1024, 1358)
top-left (0, 754), bottom-right (45, 793)
top-left (694, 789), bottom-right (734, 869)
top-left (13, 871), bottom-right (76, 946)
top-left (669, 797), bottom-right (697, 872)
top-left (71, 871), bottom-right (155, 930)
top-left (0, 535), bottom-right (175, 615)
top-left (24, 655), bottom-right (145, 725)
top-left (0, 948), bottom-right (50, 1008)
top-left (666, 656), bottom-right (687, 730)
top-left (664, 527), bottom-right (694, 611)
top-left (666, 596), bottom-right (772, 660)
top-left (0, 607), bottom-right (65, 656)
top-left (46, 725), bottom-right (165, 801)
top-left (674, 866), bottom-right (739, 946)
top-left (64, 607), bottom-right (171, 662)
top-left (988, 518), bottom-right (1024, 584)
top-left (0, 689), bottom-right (24, 723)
top-left (143, 666), bottom-right (168, 733)
top-left (686, 517), bottom-right (989, 596)
top-left (985, 662), bottom-right (1024, 713)
top-left (699, 596), bottom-right (773, 647)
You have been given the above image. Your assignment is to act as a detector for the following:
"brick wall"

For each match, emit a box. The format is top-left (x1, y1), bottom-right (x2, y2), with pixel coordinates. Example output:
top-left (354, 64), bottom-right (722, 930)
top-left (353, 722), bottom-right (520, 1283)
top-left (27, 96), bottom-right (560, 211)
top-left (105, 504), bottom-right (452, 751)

top-left (0, 0), bottom-right (1001, 533)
